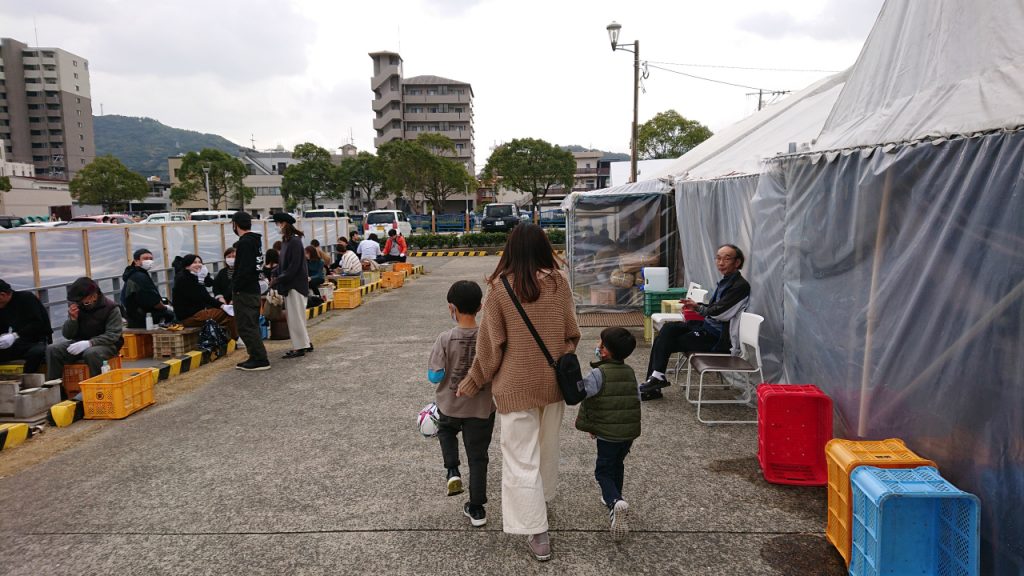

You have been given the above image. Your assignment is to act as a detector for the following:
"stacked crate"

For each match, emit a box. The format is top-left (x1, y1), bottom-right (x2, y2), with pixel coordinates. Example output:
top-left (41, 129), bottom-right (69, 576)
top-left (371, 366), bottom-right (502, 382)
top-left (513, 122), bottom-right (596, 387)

top-left (335, 276), bottom-right (360, 290)
top-left (382, 271), bottom-right (405, 289)
top-left (152, 330), bottom-right (200, 358)
top-left (641, 288), bottom-right (687, 342)
top-left (756, 384), bottom-right (832, 485)
top-left (63, 355), bottom-right (123, 398)
top-left (333, 287), bottom-right (362, 309)
top-left (120, 332), bottom-right (154, 360)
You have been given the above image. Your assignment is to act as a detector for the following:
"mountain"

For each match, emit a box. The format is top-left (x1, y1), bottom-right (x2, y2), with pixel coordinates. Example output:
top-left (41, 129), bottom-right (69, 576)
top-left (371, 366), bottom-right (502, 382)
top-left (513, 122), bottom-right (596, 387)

top-left (560, 144), bottom-right (630, 162)
top-left (93, 115), bottom-right (242, 179)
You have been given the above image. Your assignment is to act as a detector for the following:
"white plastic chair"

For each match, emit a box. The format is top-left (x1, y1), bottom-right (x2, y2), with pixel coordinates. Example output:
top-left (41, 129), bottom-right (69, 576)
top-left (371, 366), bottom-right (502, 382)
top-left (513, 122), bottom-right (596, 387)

top-left (663, 287), bottom-right (712, 379)
top-left (685, 312), bottom-right (764, 425)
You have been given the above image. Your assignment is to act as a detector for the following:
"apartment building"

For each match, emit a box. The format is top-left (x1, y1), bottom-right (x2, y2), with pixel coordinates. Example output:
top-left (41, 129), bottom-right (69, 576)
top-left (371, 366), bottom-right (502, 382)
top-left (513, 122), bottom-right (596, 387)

top-left (369, 51), bottom-right (476, 177)
top-left (0, 38), bottom-right (95, 181)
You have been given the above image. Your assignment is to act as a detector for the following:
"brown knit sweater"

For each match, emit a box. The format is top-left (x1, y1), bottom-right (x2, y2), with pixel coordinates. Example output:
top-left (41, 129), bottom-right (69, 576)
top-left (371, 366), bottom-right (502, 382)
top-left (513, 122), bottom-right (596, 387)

top-left (461, 270), bottom-right (581, 413)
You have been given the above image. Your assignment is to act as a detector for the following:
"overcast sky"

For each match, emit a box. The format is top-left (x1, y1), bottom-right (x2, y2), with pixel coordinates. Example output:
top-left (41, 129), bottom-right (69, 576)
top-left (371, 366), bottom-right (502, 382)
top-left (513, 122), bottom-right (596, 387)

top-left (5, 0), bottom-right (884, 170)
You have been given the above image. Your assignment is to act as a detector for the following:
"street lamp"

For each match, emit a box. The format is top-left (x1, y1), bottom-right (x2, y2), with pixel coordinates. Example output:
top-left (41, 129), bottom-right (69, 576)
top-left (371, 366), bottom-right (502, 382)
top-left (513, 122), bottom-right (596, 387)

top-left (201, 165), bottom-right (212, 210)
top-left (224, 170), bottom-right (232, 211)
top-left (606, 21), bottom-right (639, 183)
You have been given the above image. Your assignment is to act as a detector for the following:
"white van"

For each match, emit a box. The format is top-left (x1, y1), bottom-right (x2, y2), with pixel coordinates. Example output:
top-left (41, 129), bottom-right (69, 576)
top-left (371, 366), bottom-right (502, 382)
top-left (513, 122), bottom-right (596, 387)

top-left (304, 209), bottom-right (349, 219)
top-left (190, 210), bottom-right (237, 222)
top-left (363, 209), bottom-right (411, 238)
top-left (139, 212), bottom-right (188, 224)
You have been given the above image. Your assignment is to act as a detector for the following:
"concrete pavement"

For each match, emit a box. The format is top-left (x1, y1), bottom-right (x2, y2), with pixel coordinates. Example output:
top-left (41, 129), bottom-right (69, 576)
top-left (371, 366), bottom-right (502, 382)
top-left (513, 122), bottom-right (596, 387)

top-left (0, 256), bottom-right (846, 575)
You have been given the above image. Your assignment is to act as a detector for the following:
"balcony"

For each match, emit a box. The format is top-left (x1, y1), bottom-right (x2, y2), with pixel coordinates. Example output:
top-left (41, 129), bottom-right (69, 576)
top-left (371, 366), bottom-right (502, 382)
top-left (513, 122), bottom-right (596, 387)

top-left (371, 92), bottom-right (400, 112)
top-left (403, 111), bottom-right (472, 122)
top-left (373, 126), bottom-right (403, 147)
top-left (405, 129), bottom-right (469, 141)
top-left (403, 93), bottom-right (471, 105)
top-left (372, 107), bottom-right (402, 131)
top-left (370, 64), bottom-right (401, 91)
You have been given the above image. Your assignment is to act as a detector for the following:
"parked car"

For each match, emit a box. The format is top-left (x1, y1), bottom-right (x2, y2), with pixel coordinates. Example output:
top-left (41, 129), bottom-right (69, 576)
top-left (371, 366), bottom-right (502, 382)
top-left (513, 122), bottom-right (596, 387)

top-left (0, 215), bottom-right (26, 229)
top-left (18, 221), bottom-right (68, 228)
top-left (68, 214), bottom-right (135, 226)
top-left (362, 209), bottom-right (412, 238)
top-left (481, 203), bottom-right (522, 232)
top-left (189, 210), bottom-right (237, 222)
top-left (139, 212), bottom-right (188, 224)
top-left (303, 208), bottom-right (349, 219)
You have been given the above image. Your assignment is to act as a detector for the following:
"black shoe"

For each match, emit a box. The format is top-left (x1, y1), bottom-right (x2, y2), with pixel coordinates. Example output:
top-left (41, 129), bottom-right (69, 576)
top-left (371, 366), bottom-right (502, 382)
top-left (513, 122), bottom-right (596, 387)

top-left (464, 502), bottom-right (487, 527)
top-left (305, 343), bottom-right (314, 353)
top-left (640, 375), bottom-right (670, 394)
top-left (447, 467), bottom-right (464, 496)
top-left (282, 349), bottom-right (306, 359)
top-left (640, 389), bottom-right (664, 401)
top-left (236, 359), bottom-right (270, 371)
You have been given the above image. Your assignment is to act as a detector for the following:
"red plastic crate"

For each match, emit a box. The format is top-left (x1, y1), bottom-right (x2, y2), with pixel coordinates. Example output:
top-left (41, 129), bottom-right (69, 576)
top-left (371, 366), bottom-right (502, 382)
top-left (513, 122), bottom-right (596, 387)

top-left (757, 384), bottom-right (833, 485)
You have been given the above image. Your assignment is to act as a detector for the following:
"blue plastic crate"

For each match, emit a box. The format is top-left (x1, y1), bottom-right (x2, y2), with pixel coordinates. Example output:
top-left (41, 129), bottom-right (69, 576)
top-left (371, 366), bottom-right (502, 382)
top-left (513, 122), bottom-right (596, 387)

top-left (849, 466), bottom-right (979, 576)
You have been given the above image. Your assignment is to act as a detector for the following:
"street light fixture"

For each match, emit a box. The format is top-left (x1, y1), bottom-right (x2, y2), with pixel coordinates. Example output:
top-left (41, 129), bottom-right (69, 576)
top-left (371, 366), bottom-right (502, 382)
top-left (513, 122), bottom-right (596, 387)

top-left (606, 21), bottom-right (639, 184)
top-left (201, 165), bottom-right (212, 210)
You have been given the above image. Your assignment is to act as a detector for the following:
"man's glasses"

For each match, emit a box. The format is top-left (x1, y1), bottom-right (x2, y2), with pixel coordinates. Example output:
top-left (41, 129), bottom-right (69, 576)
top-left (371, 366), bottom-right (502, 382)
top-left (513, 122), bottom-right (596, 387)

top-left (715, 255), bottom-right (736, 262)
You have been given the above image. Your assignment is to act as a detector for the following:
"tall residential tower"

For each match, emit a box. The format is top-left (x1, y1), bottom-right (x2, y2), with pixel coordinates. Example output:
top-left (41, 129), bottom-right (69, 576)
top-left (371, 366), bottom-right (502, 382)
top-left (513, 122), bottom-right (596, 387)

top-left (0, 38), bottom-right (95, 180)
top-left (369, 51), bottom-right (475, 176)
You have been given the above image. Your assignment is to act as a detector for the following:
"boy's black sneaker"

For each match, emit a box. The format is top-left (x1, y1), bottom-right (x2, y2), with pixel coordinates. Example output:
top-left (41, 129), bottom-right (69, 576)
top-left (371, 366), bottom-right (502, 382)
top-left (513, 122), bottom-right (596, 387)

top-left (446, 467), bottom-right (464, 496)
top-left (236, 359), bottom-right (270, 371)
top-left (639, 375), bottom-right (669, 393)
top-left (640, 389), bottom-right (664, 401)
top-left (464, 503), bottom-right (487, 527)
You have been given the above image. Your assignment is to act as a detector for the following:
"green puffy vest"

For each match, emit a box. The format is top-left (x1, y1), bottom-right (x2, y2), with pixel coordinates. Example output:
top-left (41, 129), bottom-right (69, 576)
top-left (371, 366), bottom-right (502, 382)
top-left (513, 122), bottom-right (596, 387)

top-left (575, 360), bottom-right (641, 441)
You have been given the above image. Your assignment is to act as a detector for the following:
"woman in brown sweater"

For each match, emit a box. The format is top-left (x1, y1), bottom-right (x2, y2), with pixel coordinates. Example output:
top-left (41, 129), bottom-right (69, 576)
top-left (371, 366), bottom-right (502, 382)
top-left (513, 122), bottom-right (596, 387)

top-left (458, 223), bottom-right (580, 562)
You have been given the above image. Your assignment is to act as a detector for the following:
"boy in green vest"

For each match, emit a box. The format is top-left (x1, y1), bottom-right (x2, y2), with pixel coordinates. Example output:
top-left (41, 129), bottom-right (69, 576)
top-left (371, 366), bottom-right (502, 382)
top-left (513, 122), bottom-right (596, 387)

top-left (575, 327), bottom-right (641, 541)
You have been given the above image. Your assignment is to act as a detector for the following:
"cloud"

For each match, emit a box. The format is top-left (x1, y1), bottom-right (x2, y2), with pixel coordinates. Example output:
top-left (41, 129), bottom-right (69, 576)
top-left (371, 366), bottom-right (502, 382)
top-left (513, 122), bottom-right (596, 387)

top-left (421, 0), bottom-right (488, 17)
top-left (737, 0), bottom-right (883, 41)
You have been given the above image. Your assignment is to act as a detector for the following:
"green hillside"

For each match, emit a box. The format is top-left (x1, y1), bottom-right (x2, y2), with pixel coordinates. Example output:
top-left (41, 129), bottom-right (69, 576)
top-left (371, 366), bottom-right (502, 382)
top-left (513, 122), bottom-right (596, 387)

top-left (561, 144), bottom-right (630, 162)
top-left (93, 115), bottom-right (242, 179)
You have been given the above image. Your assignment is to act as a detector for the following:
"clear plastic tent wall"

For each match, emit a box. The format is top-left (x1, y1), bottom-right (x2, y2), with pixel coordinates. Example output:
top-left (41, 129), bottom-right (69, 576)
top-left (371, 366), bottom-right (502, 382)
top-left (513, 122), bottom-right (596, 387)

top-left (674, 175), bottom-right (758, 288)
top-left (748, 130), bottom-right (1024, 573)
top-left (564, 181), bottom-right (679, 312)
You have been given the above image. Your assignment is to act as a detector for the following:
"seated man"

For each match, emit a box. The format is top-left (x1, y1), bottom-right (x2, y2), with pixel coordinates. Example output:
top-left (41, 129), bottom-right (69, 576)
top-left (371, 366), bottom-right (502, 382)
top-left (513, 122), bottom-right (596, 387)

top-left (357, 233), bottom-right (382, 270)
top-left (381, 229), bottom-right (408, 263)
top-left (640, 244), bottom-right (751, 401)
top-left (0, 279), bottom-right (52, 374)
top-left (121, 248), bottom-right (174, 328)
top-left (46, 277), bottom-right (124, 391)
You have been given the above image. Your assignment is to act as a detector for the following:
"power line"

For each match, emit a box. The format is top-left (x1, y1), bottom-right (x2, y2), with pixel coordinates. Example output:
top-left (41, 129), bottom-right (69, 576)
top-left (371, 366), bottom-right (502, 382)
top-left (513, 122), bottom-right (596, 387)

top-left (645, 63), bottom-right (781, 92)
top-left (647, 60), bottom-right (842, 74)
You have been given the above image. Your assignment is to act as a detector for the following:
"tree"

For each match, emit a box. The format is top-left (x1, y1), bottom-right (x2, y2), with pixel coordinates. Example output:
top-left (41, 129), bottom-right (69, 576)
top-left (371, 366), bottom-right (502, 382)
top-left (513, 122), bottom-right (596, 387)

top-left (169, 149), bottom-right (251, 209)
top-left (481, 138), bottom-right (575, 216)
top-left (0, 176), bottom-right (11, 192)
top-left (415, 132), bottom-right (456, 156)
top-left (281, 142), bottom-right (338, 211)
top-left (68, 155), bottom-right (148, 212)
top-left (337, 152), bottom-right (387, 212)
top-left (637, 110), bottom-right (713, 160)
top-left (423, 156), bottom-right (476, 213)
top-left (377, 140), bottom-right (435, 213)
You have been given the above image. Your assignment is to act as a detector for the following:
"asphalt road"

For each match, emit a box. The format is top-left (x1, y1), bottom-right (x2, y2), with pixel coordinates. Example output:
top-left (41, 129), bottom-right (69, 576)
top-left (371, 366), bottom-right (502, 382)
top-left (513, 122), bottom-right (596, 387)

top-left (0, 256), bottom-right (846, 575)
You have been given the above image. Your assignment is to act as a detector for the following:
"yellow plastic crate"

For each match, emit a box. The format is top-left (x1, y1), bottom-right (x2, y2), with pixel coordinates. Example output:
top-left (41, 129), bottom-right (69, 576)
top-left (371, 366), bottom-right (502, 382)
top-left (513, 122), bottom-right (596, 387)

top-left (334, 276), bottom-right (361, 290)
top-left (825, 438), bottom-right (937, 565)
top-left (333, 288), bottom-right (362, 309)
top-left (643, 317), bottom-right (653, 343)
top-left (80, 368), bottom-right (155, 420)
top-left (382, 271), bottom-right (405, 289)
top-left (393, 262), bottom-right (414, 275)
top-left (362, 271), bottom-right (381, 285)
top-left (120, 333), bottom-right (153, 360)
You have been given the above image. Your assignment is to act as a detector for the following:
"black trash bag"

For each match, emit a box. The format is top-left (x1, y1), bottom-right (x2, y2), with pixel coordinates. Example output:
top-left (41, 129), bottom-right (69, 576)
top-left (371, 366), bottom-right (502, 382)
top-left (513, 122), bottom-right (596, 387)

top-left (198, 318), bottom-right (229, 359)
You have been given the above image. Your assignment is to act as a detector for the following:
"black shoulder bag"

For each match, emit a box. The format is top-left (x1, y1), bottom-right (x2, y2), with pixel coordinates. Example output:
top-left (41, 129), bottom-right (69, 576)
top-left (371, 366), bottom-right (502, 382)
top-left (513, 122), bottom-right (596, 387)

top-left (500, 275), bottom-right (585, 406)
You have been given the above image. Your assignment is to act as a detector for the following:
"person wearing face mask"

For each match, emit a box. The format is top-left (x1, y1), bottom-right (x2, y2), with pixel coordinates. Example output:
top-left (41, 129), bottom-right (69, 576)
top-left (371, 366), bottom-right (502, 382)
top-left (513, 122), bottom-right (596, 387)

top-left (121, 248), bottom-right (174, 329)
top-left (329, 238), bottom-right (361, 276)
top-left (212, 247), bottom-right (237, 305)
top-left (230, 211), bottom-right (270, 371)
top-left (171, 254), bottom-right (238, 340)
top-left (46, 277), bottom-right (124, 397)
top-left (270, 212), bottom-right (312, 359)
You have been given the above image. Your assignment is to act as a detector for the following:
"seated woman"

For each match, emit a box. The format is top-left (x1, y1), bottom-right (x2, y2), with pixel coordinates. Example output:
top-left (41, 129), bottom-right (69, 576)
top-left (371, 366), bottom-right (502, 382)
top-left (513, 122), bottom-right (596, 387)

top-left (330, 239), bottom-right (362, 276)
top-left (171, 254), bottom-right (238, 340)
top-left (263, 248), bottom-right (280, 280)
top-left (212, 247), bottom-right (236, 304)
top-left (305, 246), bottom-right (326, 291)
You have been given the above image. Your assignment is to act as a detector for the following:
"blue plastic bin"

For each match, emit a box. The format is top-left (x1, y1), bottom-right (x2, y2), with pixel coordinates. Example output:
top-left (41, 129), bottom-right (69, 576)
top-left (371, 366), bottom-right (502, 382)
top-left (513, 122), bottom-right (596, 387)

top-left (259, 315), bottom-right (269, 340)
top-left (849, 466), bottom-right (979, 576)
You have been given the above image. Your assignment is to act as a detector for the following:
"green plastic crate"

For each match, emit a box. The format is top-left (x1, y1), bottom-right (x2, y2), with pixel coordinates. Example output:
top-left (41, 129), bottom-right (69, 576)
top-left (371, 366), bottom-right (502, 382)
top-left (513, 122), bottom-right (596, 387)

top-left (642, 288), bottom-right (687, 316)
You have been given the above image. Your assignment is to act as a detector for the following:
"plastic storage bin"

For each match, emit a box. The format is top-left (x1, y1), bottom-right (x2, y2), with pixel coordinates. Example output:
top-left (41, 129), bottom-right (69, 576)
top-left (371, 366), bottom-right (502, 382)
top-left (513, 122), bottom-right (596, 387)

top-left (334, 276), bottom-right (361, 290)
top-left (849, 466), bottom-right (979, 576)
top-left (333, 288), bottom-right (362, 309)
top-left (120, 333), bottom-right (153, 360)
top-left (642, 288), bottom-right (687, 316)
top-left (757, 384), bottom-right (833, 486)
top-left (826, 438), bottom-right (937, 565)
top-left (259, 315), bottom-right (269, 340)
top-left (393, 262), bottom-right (414, 275)
top-left (152, 331), bottom-right (199, 358)
top-left (382, 271), bottom-right (405, 289)
top-left (62, 356), bottom-right (123, 398)
top-left (80, 368), bottom-right (155, 419)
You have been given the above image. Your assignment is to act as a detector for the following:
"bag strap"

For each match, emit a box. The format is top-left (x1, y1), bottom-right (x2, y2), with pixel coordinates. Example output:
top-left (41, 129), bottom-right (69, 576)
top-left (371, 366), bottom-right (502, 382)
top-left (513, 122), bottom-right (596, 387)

top-left (500, 275), bottom-right (556, 368)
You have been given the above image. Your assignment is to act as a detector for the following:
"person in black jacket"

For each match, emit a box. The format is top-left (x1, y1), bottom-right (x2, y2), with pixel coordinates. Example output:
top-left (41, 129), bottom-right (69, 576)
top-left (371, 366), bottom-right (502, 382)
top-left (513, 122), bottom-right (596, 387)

top-left (270, 212), bottom-right (312, 359)
top-left (171, 255), bottom-right (237, 339)
top-left (641, 244), bottom-right (752, 400)
top-left (0, 279), bottom-right (51, 373)
top-left (46, 277), bottom-right (124, 392)
top-left (230, 211), bottom-right (269, 371)
top-left (121, 248), bottom-right (174, 328)
top-left (211, 247), bottom-right (236, 304)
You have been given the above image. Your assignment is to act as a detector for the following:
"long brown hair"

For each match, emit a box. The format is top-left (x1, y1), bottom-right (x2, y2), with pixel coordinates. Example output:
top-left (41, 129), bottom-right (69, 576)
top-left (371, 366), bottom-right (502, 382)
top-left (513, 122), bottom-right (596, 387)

top-left (488, 223), bottom-right (561, 303)
top-left (281, 222), bottom-right (304, 241)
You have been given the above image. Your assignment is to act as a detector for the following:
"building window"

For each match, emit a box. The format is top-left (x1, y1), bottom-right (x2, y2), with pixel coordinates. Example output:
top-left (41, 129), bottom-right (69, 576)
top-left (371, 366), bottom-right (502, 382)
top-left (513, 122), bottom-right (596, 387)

top-left (73, 60), bottom-right (78, 67)
top-left (79, 134), bottom-right (84, 140)
top-left (77, 97), bottom-right (81, 104)
top-left (76, 109), bottom-right (81, 116)
top-left (77, 121), bottom-right (82, 128)
top-left (74, 72), bottom-right (79, 79)
top-left (80, 146), bottom-right (85, 152)
top-left (75, 85), bottom-right (80, 92)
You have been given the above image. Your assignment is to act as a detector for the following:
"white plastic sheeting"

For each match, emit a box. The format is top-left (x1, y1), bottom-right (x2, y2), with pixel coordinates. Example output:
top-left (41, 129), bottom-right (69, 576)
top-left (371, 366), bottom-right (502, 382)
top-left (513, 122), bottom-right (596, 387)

top-left (748, 130), bottom-right (1024, 573)
top-left (652, 71), bottom-right (848, 182)
top-left (817, 0), bottom-right (1024, 150)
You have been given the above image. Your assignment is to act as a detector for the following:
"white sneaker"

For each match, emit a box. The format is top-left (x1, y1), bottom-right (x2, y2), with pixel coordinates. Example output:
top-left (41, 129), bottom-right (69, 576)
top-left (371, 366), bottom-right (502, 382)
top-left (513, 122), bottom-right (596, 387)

top-left (610, 499), bottom-right (630, 541)
top-left (236, 338), bottom-right (246, 349)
